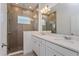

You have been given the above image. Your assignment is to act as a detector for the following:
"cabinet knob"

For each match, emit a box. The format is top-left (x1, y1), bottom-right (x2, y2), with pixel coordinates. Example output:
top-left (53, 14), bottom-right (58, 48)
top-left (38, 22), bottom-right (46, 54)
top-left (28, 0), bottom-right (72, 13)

top-left (54, 55), bottom-right (56, 56)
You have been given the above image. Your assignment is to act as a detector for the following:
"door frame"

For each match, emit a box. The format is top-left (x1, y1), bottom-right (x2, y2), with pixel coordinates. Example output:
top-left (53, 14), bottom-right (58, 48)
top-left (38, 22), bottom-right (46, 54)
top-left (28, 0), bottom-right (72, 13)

top-left (0, 3), bottom-right (7, 56)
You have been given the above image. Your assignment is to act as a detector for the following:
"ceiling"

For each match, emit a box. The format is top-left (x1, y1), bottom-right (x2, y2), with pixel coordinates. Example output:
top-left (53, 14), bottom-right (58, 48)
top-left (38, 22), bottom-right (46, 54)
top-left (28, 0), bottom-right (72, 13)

top-left (39, 3), bottom-right (57, 9)
top-left (10, 3), bottom-right (57, 12)
top-left (11, 3), bottom-right (38, 11)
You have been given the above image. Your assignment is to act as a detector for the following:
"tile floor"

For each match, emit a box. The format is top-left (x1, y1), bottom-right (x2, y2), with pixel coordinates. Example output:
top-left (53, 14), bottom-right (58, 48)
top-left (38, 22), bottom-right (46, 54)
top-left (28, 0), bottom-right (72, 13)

top-left (12, 51), bottom-right (37, 56)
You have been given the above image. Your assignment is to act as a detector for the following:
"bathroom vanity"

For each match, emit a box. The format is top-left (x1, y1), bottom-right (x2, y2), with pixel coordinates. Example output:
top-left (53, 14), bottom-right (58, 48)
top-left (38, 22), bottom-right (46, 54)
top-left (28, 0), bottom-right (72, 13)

top-left (23, 4), bottom-right (79, 56)
top-left (32, 31), bottom-right (79, 56)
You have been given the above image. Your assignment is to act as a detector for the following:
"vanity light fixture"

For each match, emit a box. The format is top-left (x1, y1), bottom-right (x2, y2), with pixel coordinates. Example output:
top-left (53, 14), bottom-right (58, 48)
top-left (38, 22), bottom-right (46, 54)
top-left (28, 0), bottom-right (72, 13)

top-left (15, 3), bottom-right (19, 4)
top-left (41, 5), bottom-right (51, 14)
top-left (52, 14), bottom-right (54, 16)
top-left (33, 14), bottom-right (37, 18)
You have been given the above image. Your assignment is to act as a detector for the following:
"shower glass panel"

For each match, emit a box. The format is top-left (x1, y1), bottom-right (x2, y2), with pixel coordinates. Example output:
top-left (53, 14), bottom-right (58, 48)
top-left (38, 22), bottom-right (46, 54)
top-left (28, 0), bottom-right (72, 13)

top-left (7, 4), bottom-right (38, 54)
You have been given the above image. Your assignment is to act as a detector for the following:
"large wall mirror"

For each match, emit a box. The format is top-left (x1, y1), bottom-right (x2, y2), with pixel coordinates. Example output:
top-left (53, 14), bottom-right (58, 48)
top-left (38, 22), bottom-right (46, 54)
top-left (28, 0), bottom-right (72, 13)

top-left (40, 3), bottom-right (79, 36)
top-left (41, 11), bottom-right (56, 33)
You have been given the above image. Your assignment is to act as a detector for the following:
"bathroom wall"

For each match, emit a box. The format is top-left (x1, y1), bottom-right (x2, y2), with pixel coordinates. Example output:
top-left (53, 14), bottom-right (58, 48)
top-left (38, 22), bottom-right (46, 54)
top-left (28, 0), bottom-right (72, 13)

top-left (51, 3), bottom-right (79, 35)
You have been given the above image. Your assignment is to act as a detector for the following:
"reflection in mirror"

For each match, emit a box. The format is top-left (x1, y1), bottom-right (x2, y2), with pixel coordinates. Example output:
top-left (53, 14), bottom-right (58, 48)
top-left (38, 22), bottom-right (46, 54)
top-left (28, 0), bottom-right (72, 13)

top-left (42, 11), bottom-right (56, 33)
top-left (41, 3), bottom-right (79, 36)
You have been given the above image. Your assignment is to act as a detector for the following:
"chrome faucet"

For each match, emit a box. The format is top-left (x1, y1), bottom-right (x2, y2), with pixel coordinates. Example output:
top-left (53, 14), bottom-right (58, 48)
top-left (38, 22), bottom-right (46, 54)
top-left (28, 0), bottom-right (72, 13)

top-left (64, 36), bottom-right (71, 40)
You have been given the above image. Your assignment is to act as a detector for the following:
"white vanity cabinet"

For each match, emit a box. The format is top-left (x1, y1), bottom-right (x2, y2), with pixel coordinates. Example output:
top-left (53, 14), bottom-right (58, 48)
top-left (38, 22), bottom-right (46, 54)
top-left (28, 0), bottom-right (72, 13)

top-left (32, 36), bottom-right (40, 56)
top-left (46, 46), bottom-right (62, 56)
top-left (32, 36), bottom-right (46, 56)
top-left (46, 41), bottom-right (78, 56)
top-left (40, 39), bottom-right (46, 56)
top-left (32, 35), bottom-right (79, 56)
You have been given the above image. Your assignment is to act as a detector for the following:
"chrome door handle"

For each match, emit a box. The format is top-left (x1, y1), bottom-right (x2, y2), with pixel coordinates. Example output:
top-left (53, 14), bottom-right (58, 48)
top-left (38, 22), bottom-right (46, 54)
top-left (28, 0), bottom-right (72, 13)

top-left (1, 43), bottom-right (7, 48)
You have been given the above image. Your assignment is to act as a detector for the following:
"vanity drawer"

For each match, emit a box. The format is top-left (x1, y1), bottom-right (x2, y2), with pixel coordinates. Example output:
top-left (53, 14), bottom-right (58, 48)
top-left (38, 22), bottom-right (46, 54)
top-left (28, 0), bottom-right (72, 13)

top-left (46, 41), bottom-right (78, 56)
top-left (41, 39), bottom-right (46, 45)
top-left (46, 46), bottom-right (62, 56)
top-left (32, 36), bottom-right (46, 44)
top-left (32, 36), bottom-right (41, 43)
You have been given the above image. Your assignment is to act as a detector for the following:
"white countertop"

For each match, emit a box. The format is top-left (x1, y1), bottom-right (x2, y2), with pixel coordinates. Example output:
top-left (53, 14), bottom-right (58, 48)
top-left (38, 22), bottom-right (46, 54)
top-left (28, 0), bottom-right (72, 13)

top-left (32, 31), bottom-right (79, 53)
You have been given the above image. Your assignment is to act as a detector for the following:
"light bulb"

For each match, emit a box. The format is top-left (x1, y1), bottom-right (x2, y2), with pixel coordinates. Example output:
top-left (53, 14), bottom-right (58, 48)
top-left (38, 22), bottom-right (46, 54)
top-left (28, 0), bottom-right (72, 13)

top-left (41, 10), bottom-right (44, 13)
top-left (29, 6), bottom-right (32, 9)
top-left (44, 6), bottom-right (48, 10)
top-left (15, 3), bottom-right (19, 4)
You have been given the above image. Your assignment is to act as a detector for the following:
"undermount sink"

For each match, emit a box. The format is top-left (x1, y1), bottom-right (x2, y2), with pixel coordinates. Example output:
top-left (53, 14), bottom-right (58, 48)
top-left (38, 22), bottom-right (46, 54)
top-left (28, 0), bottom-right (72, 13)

top-left (64, 40), bottom-right (74, 44)
top-left (39, 32), bottom-right (51, 35)
top-left (40, 32), bottom-right (47, 35)
top-left (38, 32), bottom-right (79, 44)
top-left (54, 38), bottom-right (74, 44)
top-left (55, 36), bottom-right (79, 44)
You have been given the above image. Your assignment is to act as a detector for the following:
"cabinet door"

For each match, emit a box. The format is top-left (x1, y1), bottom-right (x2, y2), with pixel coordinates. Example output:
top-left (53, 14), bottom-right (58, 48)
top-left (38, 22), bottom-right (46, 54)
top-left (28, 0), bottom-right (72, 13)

top-left (46, 41), bottom-right (78, 56)
top-left (32, 38), bottom-right (37, 51)
top-left (46, 46), bottom-right (55, 56)
top-left (33, 41), bottom-right (40, 55)
top-left (32, 37), bottom-right (40, 56)
top-left (40, 44), bottom-right (46, 56)
top-left (46, 46), bottom-right (62, 56)
top-left (77, 53), bottom-right (79, 56)
top-left (46, 46), bottom-right (53, 56)
top-left (35, 43), bottom-right (40, 56)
